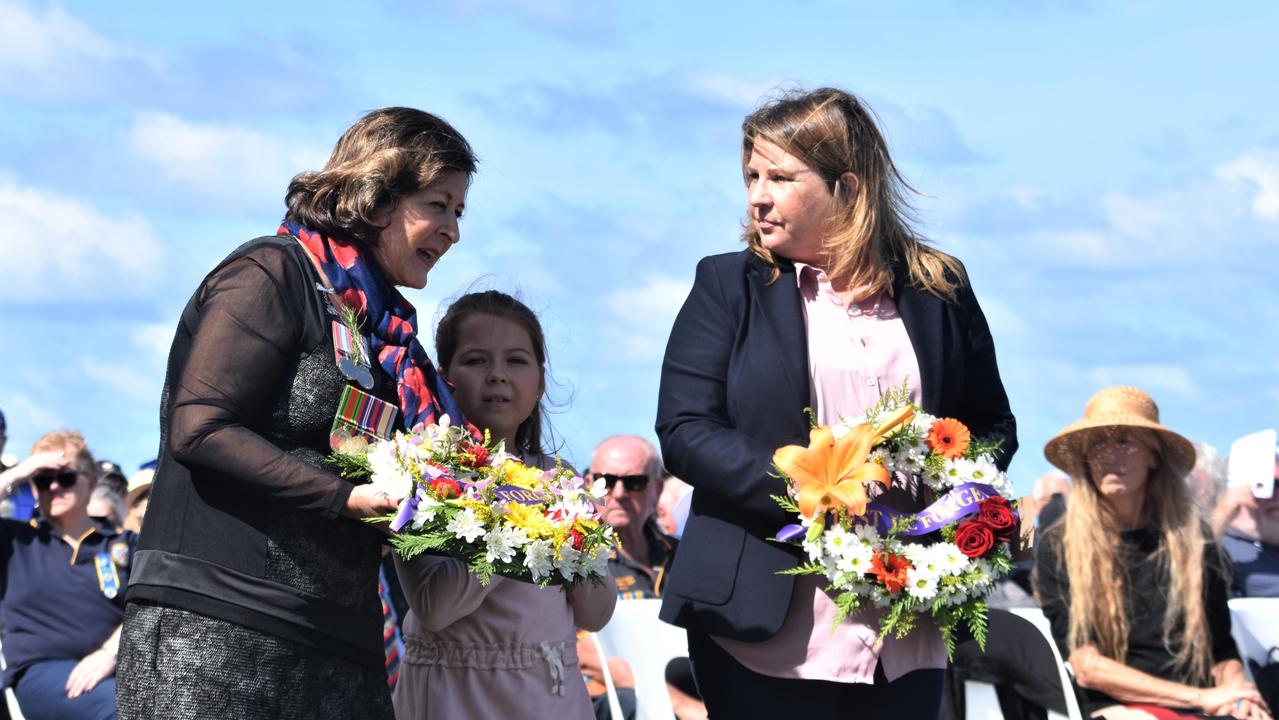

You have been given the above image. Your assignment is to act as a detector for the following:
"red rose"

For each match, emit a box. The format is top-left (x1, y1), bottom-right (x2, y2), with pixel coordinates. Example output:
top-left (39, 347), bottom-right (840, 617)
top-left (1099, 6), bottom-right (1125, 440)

top-left (954, 520), bottom-right (995, 559)
top-left (977, 497), bottom-right (1017, 542)
top-left (568, 528), bottom-right (585, 551)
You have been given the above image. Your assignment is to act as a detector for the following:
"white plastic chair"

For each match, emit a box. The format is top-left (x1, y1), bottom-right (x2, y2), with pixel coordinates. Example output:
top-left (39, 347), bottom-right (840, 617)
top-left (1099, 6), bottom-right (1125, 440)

top-left (3, 688), bottom-right (22, 720)
top-left (1228, 597), bottom-right (1279, 683)
top-left (1008, 606), bottom-right (1085, 720)
top-left (963, 678), bottom-right (1007, 720)
top-left (593, 598), bottom-right (688, 720)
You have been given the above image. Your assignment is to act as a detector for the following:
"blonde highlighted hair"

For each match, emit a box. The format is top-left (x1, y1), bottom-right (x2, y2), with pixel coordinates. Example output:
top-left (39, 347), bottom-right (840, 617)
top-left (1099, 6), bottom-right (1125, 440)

top-left (30, 429), bottom-right (96, 479)
top-left (740, 87), bottom-right (962, 301)
top-left (1054, 428), bottom-right (1215, 684)
top-left (285, 107), bottom-right (477, 247)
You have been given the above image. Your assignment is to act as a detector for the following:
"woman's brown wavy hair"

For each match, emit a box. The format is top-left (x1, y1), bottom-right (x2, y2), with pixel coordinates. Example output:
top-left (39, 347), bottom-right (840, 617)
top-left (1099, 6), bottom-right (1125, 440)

top-left (741, 87), bottom-right (961, 301)
top-left (284, 107), bottom-right (477, 247)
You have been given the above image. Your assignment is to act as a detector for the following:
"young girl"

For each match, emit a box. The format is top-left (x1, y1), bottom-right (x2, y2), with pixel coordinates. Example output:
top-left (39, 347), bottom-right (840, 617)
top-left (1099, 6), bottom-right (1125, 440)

top-left (392, 291), bottom-right (617, 720)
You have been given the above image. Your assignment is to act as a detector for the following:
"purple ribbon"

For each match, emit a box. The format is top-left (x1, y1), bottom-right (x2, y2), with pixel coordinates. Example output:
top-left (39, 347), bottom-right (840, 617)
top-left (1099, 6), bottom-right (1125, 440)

top-left (775, 483), bottom-right (1008, 541)
top-left (495, 485), bottom-right (547, 505)
top-left (389, 488), bottom-right (421, 533)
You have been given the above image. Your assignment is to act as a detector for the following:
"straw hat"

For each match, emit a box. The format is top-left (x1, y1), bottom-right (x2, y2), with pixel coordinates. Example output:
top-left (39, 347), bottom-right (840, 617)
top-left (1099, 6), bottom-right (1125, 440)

top-left (1044, 386), bottom-right (1195, 475)
top-left (126, 468), bottom-right (154, 507)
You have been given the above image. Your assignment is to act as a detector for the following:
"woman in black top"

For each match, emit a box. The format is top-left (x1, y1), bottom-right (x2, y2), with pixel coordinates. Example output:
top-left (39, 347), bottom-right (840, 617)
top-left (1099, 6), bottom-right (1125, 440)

top-left (1035, 386), bottom-right (1270, 720)
top-left (116, 108), bottom-right (477, 720)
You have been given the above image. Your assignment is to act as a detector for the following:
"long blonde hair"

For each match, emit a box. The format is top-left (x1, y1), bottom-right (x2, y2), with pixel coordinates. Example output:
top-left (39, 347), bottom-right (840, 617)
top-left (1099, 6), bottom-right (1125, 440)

top-left (740, 87), bottom-right (961, 301)
top-left (1055, 428), bottom-right (1214, 683)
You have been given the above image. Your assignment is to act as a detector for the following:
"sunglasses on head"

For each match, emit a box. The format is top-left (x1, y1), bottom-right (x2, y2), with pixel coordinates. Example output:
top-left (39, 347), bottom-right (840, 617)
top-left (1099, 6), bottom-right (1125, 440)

top-left (592, 473), bottom-right (650, 492)
top-left (31, 471), bottom-right (79, 492)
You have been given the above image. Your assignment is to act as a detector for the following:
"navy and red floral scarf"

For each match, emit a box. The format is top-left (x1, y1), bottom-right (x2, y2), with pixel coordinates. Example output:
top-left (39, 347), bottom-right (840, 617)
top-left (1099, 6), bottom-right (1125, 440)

top-left (281, 221), bottom-right (474, 437)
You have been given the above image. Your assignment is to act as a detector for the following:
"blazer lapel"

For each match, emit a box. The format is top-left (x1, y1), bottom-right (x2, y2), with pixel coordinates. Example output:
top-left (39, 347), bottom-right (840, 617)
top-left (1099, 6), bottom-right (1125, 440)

top-left (747, 260), bottom-right (810, 419)
top-left (894, 279), bottom-right (945, 414)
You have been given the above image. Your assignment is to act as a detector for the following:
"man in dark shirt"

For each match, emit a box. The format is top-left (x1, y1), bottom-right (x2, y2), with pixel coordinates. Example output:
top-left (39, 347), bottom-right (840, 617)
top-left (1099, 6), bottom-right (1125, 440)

top-left (0, 430), bottom-right (133, 720)
top-left (589, 435), bottom-right (677, 599)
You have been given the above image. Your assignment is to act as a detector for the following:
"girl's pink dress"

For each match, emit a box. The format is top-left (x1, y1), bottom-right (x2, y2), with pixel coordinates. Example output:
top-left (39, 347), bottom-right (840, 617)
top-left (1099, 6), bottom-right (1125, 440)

top-left (392, 555), bottom-right (616, 719)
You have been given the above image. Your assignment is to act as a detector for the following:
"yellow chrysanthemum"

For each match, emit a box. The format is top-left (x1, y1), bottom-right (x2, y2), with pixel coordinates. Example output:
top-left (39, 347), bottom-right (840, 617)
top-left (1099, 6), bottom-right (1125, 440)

top-left (499, 461), bottom-right (545, 490)
top-left (505, 503), bottom-right (555, 539)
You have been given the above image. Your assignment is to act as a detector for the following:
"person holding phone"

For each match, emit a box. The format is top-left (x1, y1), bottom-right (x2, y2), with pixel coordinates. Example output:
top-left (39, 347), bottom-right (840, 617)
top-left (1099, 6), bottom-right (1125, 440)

top-left (1212, 442), bottom-right (1279, 598)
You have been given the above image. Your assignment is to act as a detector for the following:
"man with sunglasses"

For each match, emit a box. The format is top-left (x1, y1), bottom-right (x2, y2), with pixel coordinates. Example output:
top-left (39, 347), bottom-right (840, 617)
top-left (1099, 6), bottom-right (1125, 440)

top-left (584, 437), bottom-right (708, 720)
top-left (589, 435), bottom-right (676, 599)
top-left (0, 429), bottom-right (133, 719)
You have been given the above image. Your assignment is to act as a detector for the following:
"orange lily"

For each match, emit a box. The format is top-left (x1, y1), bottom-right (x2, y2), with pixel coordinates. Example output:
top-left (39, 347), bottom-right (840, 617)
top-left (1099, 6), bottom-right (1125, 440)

top-left (774, 405), bottom-right (916, 520)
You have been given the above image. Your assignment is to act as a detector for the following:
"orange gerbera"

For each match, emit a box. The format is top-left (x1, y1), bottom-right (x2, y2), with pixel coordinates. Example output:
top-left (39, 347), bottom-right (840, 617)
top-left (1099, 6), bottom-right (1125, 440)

top-left (926, 418), bottom-right (971, 460)
top-left (774, 405), bottom-right (915, 520)
top-left (870, 550), bottom-right (912, 594)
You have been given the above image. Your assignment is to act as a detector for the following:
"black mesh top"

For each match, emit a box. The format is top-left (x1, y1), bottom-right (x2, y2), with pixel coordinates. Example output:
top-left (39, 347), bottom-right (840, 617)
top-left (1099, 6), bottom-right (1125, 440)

top-left (128, 235), bottom-right (400, 666)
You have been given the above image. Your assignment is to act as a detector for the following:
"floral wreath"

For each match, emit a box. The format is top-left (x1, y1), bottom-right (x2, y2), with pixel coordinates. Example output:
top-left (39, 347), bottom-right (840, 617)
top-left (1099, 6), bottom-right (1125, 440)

top-left (331, 417), bottom-right (615, 586)
top-left (771, 385), bottom-right (1018, 655)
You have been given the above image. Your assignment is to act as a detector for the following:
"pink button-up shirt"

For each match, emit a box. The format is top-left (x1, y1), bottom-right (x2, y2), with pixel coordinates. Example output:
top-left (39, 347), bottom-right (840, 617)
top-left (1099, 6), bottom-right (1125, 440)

top-left (712, 263), bottom-right (946, 683)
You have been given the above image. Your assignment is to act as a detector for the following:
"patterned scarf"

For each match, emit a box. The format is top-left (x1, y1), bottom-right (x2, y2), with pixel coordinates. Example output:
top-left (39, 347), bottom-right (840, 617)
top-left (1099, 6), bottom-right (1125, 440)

top-left (281, 221), bottom-right (474, 436)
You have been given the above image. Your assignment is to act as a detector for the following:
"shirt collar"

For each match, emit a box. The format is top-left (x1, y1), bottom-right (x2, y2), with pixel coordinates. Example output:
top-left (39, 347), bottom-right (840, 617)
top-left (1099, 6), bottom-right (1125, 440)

top-left (794, 262), bottom-right (894, 314)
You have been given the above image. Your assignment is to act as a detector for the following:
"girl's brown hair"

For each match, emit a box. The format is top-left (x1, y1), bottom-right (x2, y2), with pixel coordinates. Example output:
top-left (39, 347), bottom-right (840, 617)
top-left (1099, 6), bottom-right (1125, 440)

top-left (285, 107), bottom-right (477, 247)
top-left (435, 291), bottom-right (551, 457)
top-left (742, 87), bottom-right (962, 301)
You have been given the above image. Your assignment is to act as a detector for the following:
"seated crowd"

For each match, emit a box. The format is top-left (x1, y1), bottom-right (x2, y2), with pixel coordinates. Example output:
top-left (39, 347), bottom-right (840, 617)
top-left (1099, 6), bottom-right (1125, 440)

top-left (1, 389), bottom-right (1276, 720)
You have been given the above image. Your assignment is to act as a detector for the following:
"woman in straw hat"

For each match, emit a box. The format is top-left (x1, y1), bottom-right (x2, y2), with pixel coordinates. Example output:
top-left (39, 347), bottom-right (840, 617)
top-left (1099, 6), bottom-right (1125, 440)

top-left (1034, 386), bottom-right (1270, 720)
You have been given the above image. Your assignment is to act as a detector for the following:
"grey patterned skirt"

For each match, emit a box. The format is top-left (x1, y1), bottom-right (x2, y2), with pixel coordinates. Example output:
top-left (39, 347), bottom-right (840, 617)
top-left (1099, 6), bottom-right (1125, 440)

top-left (116, 602), bottom-right (394, 720)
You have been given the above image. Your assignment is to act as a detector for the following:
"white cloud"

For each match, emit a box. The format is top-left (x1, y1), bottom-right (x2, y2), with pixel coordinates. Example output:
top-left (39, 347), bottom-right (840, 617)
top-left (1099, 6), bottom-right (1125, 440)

top-left (131, 322), bottom-right (176, 362)
top-left (0, 174), bottom-right (165, 302)
top-left (680, 70), bottom-right (774, 108)
top-left (0, 0), bottom-right (155, 97)
top-left (1, 392), bottom-right (64, 439)
top-left (1217, 148), bottom-right (1279, 221)
top-left (977, 295), bottom-right (1026, 339)
top-left (601, 274), bottom-right (692, 360)
top-left (126, 112), bottom-right (327, 203)
top-left (80, 355), bottom-right (164, 405)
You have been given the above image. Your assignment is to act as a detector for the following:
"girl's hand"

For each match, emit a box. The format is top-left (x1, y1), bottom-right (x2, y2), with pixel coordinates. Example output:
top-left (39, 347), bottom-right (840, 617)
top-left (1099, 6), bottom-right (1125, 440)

top-left (342, 483), bottom-right (406, 520)
top-left (0, 450), bottom-right (73, 493)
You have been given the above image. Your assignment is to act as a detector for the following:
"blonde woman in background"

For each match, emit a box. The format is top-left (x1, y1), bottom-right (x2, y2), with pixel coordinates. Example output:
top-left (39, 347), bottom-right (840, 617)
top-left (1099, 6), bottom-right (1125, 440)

top-left (1034, 386), bottom-right (1270, 720)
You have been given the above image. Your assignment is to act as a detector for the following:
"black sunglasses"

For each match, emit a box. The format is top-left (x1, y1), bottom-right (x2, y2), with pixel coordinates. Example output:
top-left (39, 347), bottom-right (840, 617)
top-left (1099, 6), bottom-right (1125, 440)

top-left (592, 473), bottom-right (650, 492)
top-left (32, 471), bottom-right (80, 492)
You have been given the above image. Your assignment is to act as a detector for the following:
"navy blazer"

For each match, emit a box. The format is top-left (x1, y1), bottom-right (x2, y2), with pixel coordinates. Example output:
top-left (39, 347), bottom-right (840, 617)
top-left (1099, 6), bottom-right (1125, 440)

top-left (655, 249), bottom-right (1017, 641)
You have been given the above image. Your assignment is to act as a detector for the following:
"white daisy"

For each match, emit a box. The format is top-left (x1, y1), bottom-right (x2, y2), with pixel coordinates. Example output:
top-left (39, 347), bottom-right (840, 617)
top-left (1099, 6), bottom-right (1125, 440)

top-left (938, 544), bottom-right (971, 575)
top-left (554, 544), bottom-right (584, 581)
top-left (837, 542), bottom-right (875, 575)
top-left (906, 570), bottom-right (939, 601)
top-left (524, 540), bottom-right (555, 581)
top-left (484, 526), bottom-right (520, 564)
top-left (852, 524), bottom-right (881, 547)
top-left (410, 495), bottom-right (443, 529)
top-left (446, 508), bottom-right (486, 544)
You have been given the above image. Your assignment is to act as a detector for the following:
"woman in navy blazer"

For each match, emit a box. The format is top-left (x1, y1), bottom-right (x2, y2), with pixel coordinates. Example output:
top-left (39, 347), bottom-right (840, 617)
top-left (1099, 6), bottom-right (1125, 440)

top-left (655, 88), bottom-right (1017, 717)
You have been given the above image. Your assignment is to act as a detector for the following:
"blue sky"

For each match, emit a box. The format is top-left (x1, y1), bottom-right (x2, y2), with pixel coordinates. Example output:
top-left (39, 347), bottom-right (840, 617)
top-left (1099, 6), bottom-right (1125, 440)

top-left (1, 0), bottom-right (1276, 495)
